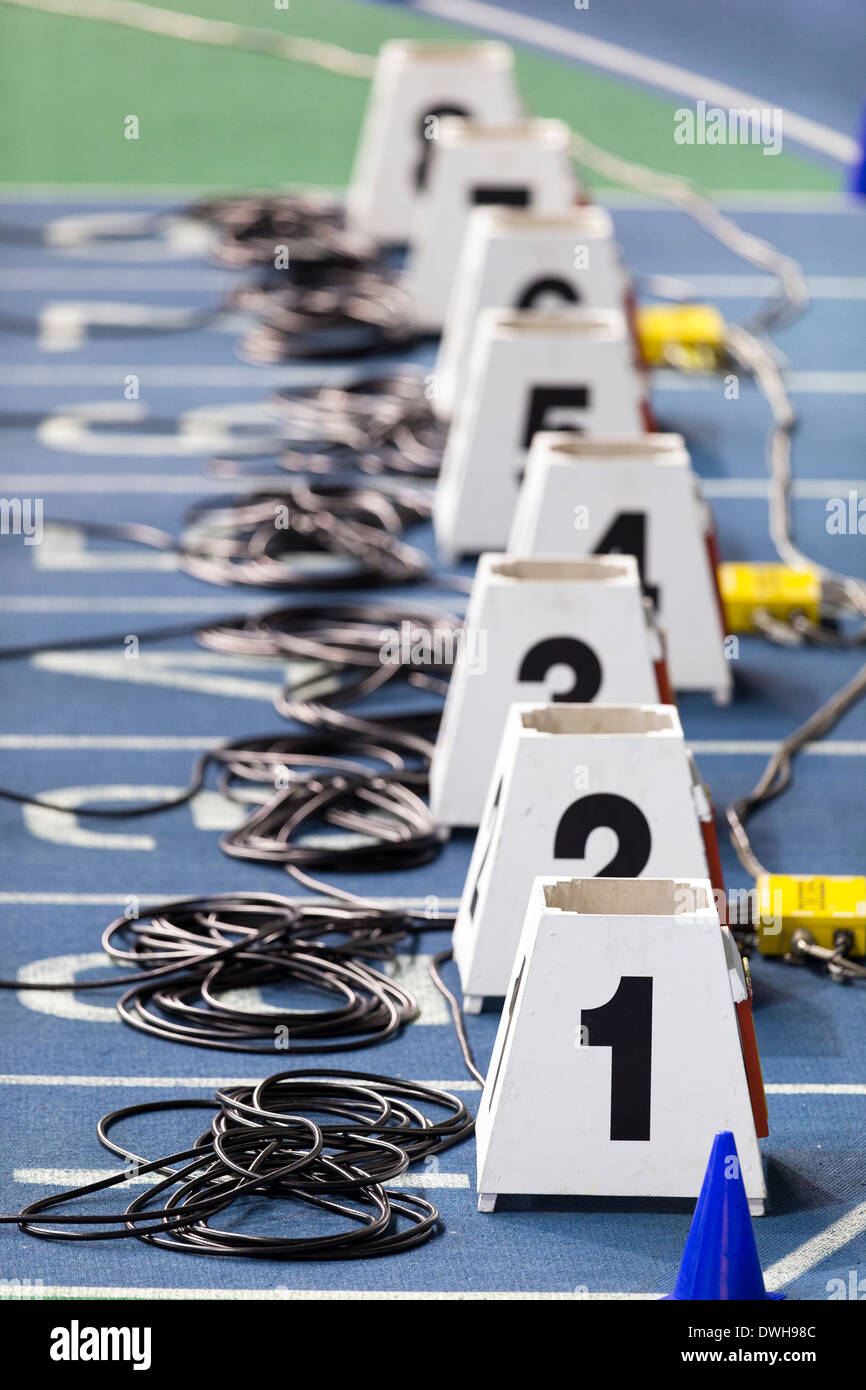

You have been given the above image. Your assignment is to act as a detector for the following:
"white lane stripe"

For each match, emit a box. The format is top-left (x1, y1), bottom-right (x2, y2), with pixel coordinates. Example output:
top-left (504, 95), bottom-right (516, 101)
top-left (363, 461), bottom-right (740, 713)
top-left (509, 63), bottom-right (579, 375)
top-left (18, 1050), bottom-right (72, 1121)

top-left (0, 367), bottom-right (863, 389)
top-left (0, 1076), bottom-right (859, 1094)
top-left (0, 474), bottom-right (302, 492)
top-left (661, 370), bottom-right (866, 394)
top-left (2, 735), bottom-right (865, 756)
top-left (0, 270), bottom-right (238, 290)
top-left (0, 1285), bottom-right (655, 1299)
top-left (764, 1203), bottom-right (866, 1292)
top-left (601, 190), bottom-right (861, 212)
top-left (645, 275), bottom-right (866, 300)
top-left (3, 270), bottom-right (866, 298)
top-left (0, 597), bottom-right (275, 612)
top-left (0, 1074), bottom-right (481, 1090)
top-left (13, 1167), bottom-right (471, 1190)
top-left (0, 735), bottom-right (225, 749)
top-left (0, 473), bottom-right (861, 501)
top-left (765, 1084), bottom-right (866, 1095)
top-left (0, 893), bottom-right (462, 909)
top-left (0, 182), bottom-right (851, 209)
top-left (416, 0), bottom-right (858, 163)
top-left (690, 741), bottom-right (866, 757)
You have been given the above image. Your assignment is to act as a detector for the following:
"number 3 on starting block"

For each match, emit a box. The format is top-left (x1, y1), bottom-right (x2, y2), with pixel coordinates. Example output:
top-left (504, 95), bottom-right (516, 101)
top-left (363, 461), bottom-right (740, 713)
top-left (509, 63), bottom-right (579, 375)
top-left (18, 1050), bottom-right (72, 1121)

top-left (475, 876), bottom-right (767, 1214)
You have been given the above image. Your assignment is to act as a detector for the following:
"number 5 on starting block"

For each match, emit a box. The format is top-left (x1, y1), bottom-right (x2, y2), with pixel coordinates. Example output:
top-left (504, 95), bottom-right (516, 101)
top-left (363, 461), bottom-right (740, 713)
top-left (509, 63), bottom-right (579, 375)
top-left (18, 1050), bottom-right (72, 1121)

top-left (475, 876), bottom-right (767, 1214)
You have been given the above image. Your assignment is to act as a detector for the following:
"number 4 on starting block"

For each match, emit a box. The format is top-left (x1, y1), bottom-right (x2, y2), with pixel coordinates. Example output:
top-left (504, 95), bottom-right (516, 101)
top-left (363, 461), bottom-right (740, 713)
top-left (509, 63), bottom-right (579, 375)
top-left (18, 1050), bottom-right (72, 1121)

top-left (475, 876), bottom-right (767, 1214)
top-left (510, 431), bottom-right (732, 701)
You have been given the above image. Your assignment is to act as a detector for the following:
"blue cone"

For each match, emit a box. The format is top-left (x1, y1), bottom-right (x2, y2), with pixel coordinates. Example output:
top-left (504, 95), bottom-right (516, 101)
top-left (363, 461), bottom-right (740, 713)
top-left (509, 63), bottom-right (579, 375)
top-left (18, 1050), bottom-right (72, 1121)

top-left (665, 1131), bottom-right (783, 1300)
top-left (851, 102), bottom-right (866, 197)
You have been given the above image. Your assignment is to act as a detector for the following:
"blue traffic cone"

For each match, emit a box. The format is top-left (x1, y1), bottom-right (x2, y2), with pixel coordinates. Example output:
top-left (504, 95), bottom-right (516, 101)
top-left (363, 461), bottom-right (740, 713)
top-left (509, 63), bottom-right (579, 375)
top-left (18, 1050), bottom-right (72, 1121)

top-left (851, 102), bottom-right (866, 197)
top-left (665, 1131), bottom-right (783, 1300)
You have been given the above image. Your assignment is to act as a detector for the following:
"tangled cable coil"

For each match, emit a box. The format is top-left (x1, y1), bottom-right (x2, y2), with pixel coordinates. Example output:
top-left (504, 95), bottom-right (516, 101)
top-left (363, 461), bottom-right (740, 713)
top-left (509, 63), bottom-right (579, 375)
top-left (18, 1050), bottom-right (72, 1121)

top-left (180, 482), bottom-right (431, 589)
top-left (3, 893), bottom-right (452, 1052)
top-left (5, 1070), bottom-right (473, 1258)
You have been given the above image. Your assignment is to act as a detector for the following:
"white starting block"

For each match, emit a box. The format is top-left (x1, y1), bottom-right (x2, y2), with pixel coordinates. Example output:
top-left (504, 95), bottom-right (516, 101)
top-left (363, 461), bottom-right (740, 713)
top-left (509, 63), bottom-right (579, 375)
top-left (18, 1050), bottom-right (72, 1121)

top-left (346, 41), bottom-right (522, 244)
top-left (434, 204), bottom-right (630, 420)
top-left (475, 876), bottom-right (766, 1214)
top-left (433, 309), bottom-right (647, 558)
top-left (452, 702), bottom-right (714, 1008)
top-left (405, 119), bottom-right (578, 331)
top-left (429, 554), bottom-right (667, 828)
top-left (509, 432), bottom-right (732, 701)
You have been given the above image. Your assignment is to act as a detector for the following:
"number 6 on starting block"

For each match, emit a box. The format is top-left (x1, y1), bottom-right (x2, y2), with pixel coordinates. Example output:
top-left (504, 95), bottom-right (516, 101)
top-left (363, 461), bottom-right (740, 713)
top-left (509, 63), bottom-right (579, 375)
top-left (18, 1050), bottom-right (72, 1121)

top-left (475, 876), bottom-right (767, 1213)
top-left (346, 41), bottom-right (522, 244)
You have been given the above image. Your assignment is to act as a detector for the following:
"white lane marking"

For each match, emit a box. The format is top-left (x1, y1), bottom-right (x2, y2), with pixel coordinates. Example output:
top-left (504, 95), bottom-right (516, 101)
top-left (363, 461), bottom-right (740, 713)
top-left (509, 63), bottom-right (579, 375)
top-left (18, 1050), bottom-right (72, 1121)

top-left (0, 597), bottom-right (273, 612)
top-left (1, 471), bottom-right (862, 502)
top-left (645, 275), bottom-right (866, 299)
top-left (0, 182), bottom-right (848, 207)
top-left (34, 524), bottom-right (178, 571)
top-left (32, 649), bottom-right (287, 701)
top-left (15, 1168), bottom-right (157, 1187)
top-left (0, 1284), bottom-right (653, 1299)
top-left (13, 1167), bottom-right (471, 1191)
top-left (1, 366), bottom-right (863, 389)
top-left (21, 784), bottom-right (244, 850)
top-left (2, 735), bottom-right (864, 756)
top-left (0, 269), bottom-right (236, 290)
top-left (16, 952), bottom-right (117, 1023)
top-left (0, 893), bottom-right (463, 908)
top-left (701, 478), bottom-right (866, 500)
top-left (661, 370), bottom-right (866, 394)
top-left (765, 1084), bottom-right (866, 1095)
top-left (0, 735), bottom-right (224, 749)
top-left (0, 1076), bottom-right (860, 1094)
top-left (4, 270), bottom-right (866, 297)
top-left (384, 955), bottom-right (451, 1026)
top-left (416, 0), bottom-right (858, 163)
top-left (0, 1074), bottom-right (480, 1090)
top-left (764, 1203), bottom-right (866, 1292)
top-left (601, 190), bottom-right (862, 211)
top-left (689, 741), bottom-right (866, 756)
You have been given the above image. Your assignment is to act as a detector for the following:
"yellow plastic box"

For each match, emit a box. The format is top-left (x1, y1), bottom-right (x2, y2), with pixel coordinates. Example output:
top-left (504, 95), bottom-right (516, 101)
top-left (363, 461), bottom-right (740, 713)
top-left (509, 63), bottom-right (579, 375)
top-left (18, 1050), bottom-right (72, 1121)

top-left (754, 874), bottom-right (866, 956)
top-left (719, 562), bottom-right (821, 633)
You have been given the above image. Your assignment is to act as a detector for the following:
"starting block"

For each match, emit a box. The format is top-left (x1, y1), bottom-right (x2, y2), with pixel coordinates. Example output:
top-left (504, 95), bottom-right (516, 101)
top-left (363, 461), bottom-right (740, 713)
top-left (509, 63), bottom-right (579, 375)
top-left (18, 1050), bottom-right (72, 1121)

top-left (433, 310), bottom-right (647, 558)
top-left (452, 702), bottom-right (715, 1007)
top-left (475, 876), bottom-right (767, 1213)
top-left (346, 41), bottom-right (522, 244)
top-left (405, 118), bottom-right (578, 331)
top-left (429, 553), bottom-right (668, 828)
top-left (510, 432), bottom-right (732, 700)
top-left (433, 204), bottom-right (630, 420)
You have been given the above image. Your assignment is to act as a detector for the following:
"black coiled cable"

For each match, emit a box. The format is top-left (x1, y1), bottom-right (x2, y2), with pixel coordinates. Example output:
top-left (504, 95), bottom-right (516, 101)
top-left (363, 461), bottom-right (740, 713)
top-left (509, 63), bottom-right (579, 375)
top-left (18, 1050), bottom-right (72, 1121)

top-left (250, 371), bottom-right (446, 478)
top-left (181, 482), bottom-right (431, 588)
top-left (2, 1070), bottom-right (473, 1259)
top-left (187, 192), bottom-right (382, 276)
top-left (236, 271), bottom-right (418, 361)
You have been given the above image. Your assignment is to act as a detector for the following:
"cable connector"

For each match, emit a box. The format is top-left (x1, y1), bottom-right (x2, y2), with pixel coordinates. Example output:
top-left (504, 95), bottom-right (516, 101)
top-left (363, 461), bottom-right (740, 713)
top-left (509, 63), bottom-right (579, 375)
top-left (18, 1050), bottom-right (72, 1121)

top-left (754, 873), bottom-right (866, 961)
top-left (635, 303), bottom-right (727, 370)
top-left (718, 561), bottom-right (821, 633)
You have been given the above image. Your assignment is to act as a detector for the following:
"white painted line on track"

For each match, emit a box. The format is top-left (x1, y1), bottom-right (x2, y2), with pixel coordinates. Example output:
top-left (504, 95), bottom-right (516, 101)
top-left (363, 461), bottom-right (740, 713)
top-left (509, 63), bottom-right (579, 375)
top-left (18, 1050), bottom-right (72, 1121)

top-left (416, 0), bottom-right (858, 163)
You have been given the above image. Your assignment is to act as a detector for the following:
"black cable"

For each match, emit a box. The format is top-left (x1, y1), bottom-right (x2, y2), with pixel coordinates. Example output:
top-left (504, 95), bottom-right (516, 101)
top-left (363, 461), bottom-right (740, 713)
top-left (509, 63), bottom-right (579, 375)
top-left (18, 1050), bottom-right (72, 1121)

top-left (252, 371), bottom-right (447, 479)
top-left (1, 1070), bottom-right (473, 1259)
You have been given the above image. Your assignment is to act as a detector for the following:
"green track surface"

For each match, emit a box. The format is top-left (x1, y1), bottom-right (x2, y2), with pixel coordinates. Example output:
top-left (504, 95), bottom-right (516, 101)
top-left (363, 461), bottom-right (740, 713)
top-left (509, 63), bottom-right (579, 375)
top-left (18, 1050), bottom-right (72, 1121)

top-left (0, 0), bottom-right (838, 193)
